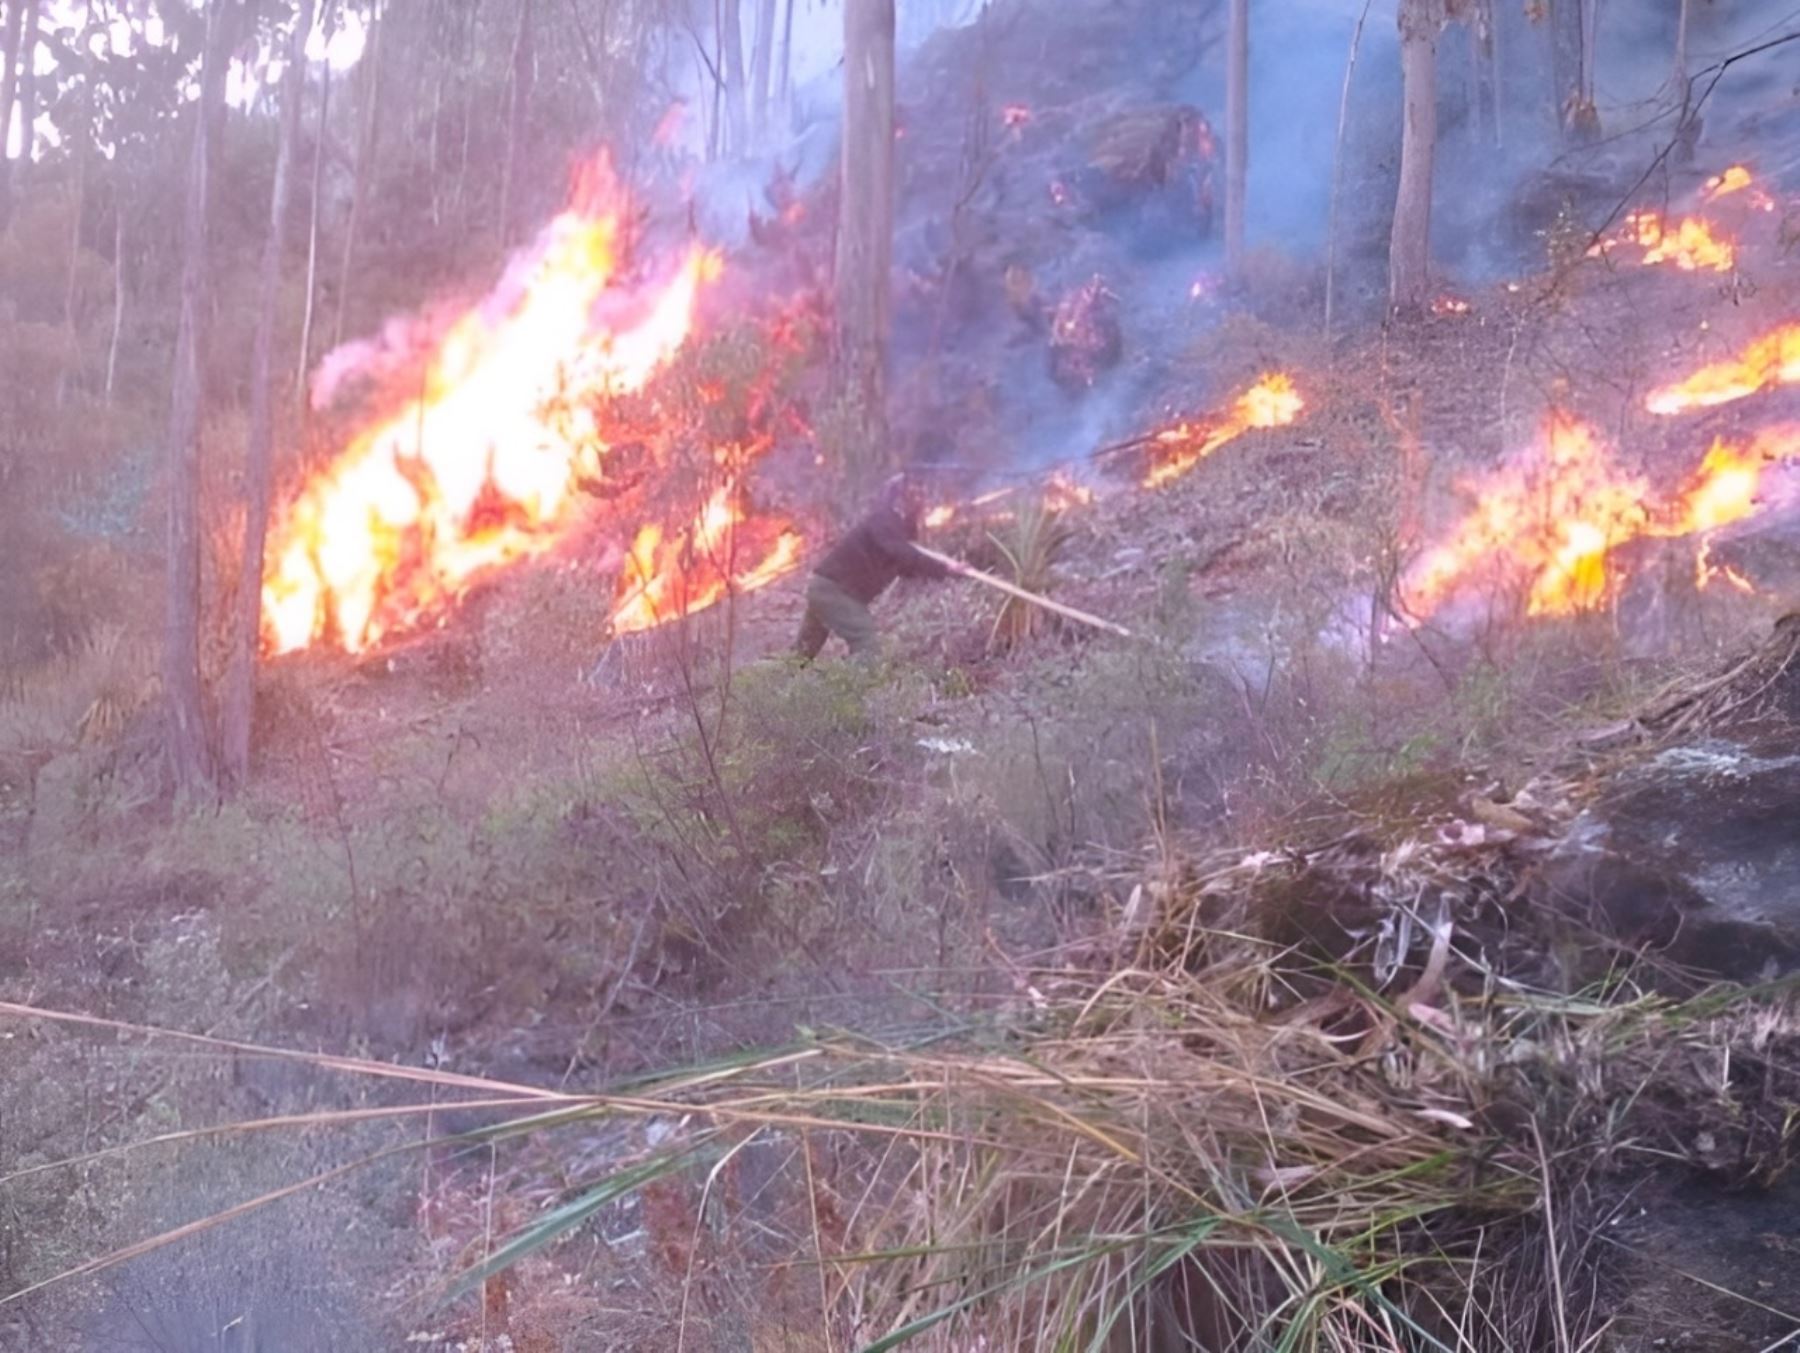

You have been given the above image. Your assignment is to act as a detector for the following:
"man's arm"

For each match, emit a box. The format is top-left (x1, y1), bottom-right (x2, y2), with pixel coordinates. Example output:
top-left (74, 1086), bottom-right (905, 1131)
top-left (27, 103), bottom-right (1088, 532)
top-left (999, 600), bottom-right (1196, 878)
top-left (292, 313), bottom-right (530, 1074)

top-left (870, 510), bottom-right (956, 580)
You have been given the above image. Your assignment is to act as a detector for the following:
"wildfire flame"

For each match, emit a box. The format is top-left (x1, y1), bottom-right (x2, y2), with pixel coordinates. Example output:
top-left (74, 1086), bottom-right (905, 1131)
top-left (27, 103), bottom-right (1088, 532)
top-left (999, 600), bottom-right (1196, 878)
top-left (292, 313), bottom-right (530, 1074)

top-left (1403, 413), bottom-right (1800, 620)
top-left (1702, 164), bottom-right (1776, 212)
top-left (1589, 209), bottom-right (1736, 272)
top-left (1431, 294), bottom-right (1472, 316)
top-left (1645, 323), bottom-right (1800, 416)
top-left (1143, 372), bottom-right (1305, 488)
top-left (609, 482), bottom-right (804, 635)
top-left (263, 157), bottom-right (719, 655)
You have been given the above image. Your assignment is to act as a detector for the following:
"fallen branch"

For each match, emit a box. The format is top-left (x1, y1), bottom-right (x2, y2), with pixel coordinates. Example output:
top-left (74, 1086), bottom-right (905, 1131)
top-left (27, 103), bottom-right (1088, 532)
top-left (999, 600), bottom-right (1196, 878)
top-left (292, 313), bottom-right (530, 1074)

top-left (913, 544), bottom-right (1133, 638)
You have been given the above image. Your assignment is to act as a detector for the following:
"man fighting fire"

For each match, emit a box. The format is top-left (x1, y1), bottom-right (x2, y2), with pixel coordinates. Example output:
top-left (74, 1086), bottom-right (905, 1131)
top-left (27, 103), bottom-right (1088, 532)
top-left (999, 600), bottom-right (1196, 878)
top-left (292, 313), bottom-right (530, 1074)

top-left (795, 473), bottom-right (964, 661)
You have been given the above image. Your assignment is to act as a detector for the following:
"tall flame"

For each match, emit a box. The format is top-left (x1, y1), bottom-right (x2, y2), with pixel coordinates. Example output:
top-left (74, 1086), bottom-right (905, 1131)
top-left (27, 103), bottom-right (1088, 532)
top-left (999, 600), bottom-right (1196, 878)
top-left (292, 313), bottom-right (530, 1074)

top-left (263, 157), bottom-right (719, 654)
top-left (1143, 372), bottom-right (1304, 488)
top-left (1404, 413), bottom-right (1800, 620)
top-left (1645, 323), bottom-right (1800, 416)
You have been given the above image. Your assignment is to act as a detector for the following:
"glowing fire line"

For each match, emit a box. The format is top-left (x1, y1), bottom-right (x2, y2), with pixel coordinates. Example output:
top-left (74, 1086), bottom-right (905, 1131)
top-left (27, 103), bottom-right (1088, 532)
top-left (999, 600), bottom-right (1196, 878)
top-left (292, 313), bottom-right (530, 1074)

top-left (1143, 373), bottom-right (1305, 488)
top-left (1646, 323), bottom-right (1800, 416)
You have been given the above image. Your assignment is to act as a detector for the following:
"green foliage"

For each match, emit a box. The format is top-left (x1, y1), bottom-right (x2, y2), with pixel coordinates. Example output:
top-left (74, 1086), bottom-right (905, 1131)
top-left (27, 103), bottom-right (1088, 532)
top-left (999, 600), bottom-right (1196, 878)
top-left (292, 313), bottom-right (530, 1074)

top-left (985, 501), bottom-right (1074, 653)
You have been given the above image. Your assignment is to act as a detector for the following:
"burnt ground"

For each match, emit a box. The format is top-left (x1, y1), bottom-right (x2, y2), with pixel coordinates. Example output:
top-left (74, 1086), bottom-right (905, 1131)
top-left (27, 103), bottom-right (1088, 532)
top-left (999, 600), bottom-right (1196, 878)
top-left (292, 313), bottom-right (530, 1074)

top-left (6, 5), bottom-right (1800, 1345)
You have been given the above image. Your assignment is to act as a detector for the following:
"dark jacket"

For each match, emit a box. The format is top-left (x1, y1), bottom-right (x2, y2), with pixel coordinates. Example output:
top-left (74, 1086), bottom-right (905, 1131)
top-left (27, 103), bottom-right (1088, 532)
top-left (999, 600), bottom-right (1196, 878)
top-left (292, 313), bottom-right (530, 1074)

top-left (813, 503), bottom-right (951, 604)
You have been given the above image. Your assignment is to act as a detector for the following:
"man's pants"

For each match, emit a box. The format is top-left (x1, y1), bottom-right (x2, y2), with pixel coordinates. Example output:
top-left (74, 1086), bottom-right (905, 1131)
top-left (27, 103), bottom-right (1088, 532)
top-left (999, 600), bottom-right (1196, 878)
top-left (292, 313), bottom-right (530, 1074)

top-left (794, 575), bottom-right (877, 660)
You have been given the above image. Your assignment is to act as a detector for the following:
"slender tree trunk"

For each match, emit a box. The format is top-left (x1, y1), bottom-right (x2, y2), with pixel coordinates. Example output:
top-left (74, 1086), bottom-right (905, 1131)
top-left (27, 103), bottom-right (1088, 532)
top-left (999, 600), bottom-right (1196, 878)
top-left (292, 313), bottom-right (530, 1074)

top-left (1486, 0), bottom-right (1503, 148)
top-left (778, 0), bottom-right (795, 121)
top-left (163, 0), bottom-right (228, 798)
top-left (223, 0), bottom-right (312, 789)
top-left (0, 0), bottom-right (24, 227)
top-left (55, 120), bottom-right (86, 407)
top-left (1389, 0), bottom-right (1442, 315)
top-left (1577, 0), bottom-right (1596, 114)
top-left (332, 0), bottom-right (383, 349)
top-left (1673, 0), bottom-right (1689, 91)
top-left (834, 0), bottom-right (897, 495)
top-left (1, 0), bottom-right (38, 226)
top-left (720, 0), bottom-right (747, 156)
top-left (295, 61), bottom-right (330, 413)
top-left (1549, 0), bottom-right (1591, 140)
top-left (497, 0), bottom-right (533, 246)
top-left (716, 0), bottom-right (745, 153)
top-left (428, 60), bottom-right (443, 227)
top-left (1223, 0), bottom-right (1248, 278)
top-left (1323, 0), bottom-right (1374, 335)
top-left (750, 0), bottom-right (776, 145)
top-left (105, 194), bottom-right (124, 404)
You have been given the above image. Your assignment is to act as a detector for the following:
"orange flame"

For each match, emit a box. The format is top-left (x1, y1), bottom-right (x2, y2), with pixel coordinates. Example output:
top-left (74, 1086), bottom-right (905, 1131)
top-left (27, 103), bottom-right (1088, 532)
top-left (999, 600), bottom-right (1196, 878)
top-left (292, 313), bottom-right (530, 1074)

top-left (608, 483), bottom-right (804, 635)
top-left (1143, 372), bottom-right (1305, 488)
top-left (1702, 164), bottom-right (1775, 211)
top-left (263, 159), bottom-right (719, 654)
top-left (1645, 323), bottom-right (1800, 415)
top-left (1695, 538), bottom-right (1756, 595)
top-left (1404, 414), bottom-right (1800, 620)
top-left (1590, 209), bottom-right (1736, 272)
top-left (1431, 294), bottom-right (1472, 316)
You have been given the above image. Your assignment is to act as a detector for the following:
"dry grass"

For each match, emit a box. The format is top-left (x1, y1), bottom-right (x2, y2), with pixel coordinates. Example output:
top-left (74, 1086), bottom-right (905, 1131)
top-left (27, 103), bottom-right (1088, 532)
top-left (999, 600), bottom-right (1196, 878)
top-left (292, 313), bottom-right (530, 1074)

top-left (5, 797), bottom-right (1795, 1350)
top-left (0, 620), bottom-right (158, 755)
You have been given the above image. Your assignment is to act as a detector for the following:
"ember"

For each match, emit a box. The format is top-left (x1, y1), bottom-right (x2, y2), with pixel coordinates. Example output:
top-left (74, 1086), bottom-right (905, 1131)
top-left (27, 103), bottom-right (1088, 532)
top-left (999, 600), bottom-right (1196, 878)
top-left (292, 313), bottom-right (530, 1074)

top-left (1142, 373), bottom-right (1304, 489)
top-left (1048, 276), bottom-right (1123, 391)
top-left (1431, 294), bottom-right (1472, 316)
top-left (1645, 323), bottom-right (1800, 415)
top-left (263, 155), bottom-right (719, 654)
top-left (1402, 414), bottom-right (1800, 621)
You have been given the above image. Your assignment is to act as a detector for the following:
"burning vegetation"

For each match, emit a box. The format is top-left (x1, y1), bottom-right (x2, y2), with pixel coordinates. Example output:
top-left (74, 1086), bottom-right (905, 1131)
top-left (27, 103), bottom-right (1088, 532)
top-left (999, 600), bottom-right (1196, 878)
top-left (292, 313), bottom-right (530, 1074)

top-left (262, 158), bottom-right (727, 654)
top-left (1646, 321), bottom-right (1800, 416)
top-left (1140, 372), bottom-right (1305, 488)
top-left (14, 0), bottom-right (1800, 1346)
top-left (1403, 412), bottom-right (1800, 621)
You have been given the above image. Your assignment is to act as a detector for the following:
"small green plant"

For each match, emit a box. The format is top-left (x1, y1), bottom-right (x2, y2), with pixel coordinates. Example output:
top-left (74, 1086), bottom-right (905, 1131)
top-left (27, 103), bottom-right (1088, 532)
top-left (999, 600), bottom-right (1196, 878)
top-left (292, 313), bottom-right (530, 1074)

top-left (986, 501), bottom-right (1074, 653)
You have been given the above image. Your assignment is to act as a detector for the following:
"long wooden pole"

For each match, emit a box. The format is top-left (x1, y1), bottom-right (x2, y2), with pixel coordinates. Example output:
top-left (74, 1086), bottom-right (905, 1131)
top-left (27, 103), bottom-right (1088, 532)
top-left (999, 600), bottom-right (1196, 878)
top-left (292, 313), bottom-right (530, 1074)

top-left (911, 544), bottom-right (1132, 638)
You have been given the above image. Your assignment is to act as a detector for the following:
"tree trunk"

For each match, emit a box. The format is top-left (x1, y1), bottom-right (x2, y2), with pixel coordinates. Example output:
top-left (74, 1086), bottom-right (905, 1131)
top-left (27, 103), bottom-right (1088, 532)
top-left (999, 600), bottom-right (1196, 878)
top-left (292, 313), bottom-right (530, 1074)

top-left (223, 0), bottom-right (312, 790)
top-left (720, 0), bottom-right (747, 156)
top-left (777, 0), bottom-right (795, 120)
top-left (55, 117), bottom-right (86, 407)
top-left (497, 0), bottom-right (533, 246)
top-left (1223, 0), bottom-right (1248, 278)
top-left (1577, 0), bottom-right (1596, 114)
top-left (750, 0), bottom-right (777, 145)
top-left (0, 0), bottom-right (25, 227)
top-left (1322, 0), bottom-right (1374, 335)
top-left (1388, 0), bottom-right (1441, 315)
top-left (162, 0), bottom-right (228, 798)
top-left (105, 195), bottom-right (124, 404)
top-left (1673, 0), bottom-right (1689, 92)
top-left (295, 60), bottom-right (330, 414)
top-left (834, 0), bottom-right (897, 495)
top-left (1549, 0), bottom-right (1592, 140)
top-left (1, 0), bottom-right (38, 226)
top-left (332, 0), bottom-right (383, 349)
